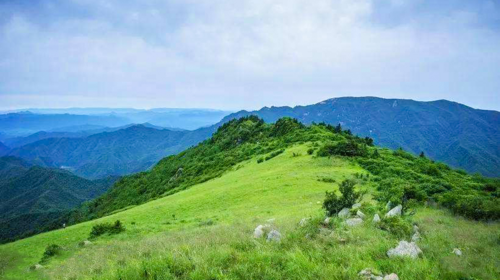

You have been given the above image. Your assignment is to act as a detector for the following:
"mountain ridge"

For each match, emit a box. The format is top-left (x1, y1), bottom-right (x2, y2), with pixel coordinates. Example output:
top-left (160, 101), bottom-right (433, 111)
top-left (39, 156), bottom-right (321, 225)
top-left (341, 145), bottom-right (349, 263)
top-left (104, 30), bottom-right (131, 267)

top-left (220, 97), bottom-right (500, 177)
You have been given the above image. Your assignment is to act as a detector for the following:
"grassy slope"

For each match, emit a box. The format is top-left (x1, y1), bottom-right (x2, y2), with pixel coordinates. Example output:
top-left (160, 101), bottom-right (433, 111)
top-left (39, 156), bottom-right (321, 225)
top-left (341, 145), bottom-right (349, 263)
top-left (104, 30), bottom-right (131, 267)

top-left (1, 145), bottom-right (498, 280)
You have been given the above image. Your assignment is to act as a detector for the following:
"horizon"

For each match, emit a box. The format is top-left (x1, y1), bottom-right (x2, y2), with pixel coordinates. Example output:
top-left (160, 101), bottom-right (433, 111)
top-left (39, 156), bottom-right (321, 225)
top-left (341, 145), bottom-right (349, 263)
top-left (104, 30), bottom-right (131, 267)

top-left (1, 96), bottom-right (499, 113)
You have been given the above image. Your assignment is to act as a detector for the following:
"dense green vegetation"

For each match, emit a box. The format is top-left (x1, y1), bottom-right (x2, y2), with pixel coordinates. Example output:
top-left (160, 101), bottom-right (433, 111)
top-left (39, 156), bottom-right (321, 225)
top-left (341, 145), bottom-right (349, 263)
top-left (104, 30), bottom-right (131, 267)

top-left (7, 124), bottom-right (213, 179)
top-left (222, 97), bottom-right (500, 177)
top-left (0, 157), bottom-right (118, 244)
top-left (65, 116), bottom-right (499, 226)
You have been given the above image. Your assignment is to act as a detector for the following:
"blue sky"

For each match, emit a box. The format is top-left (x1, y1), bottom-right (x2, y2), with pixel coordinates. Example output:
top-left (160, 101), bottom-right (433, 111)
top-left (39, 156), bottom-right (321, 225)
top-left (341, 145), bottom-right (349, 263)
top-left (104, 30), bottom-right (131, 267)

top-left (0, 0), bottom-right (499, 111)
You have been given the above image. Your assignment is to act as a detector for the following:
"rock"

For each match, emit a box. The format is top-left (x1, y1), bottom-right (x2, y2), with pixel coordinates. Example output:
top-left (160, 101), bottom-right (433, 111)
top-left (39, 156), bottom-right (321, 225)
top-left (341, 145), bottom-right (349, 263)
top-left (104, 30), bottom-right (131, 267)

top-left (30, 264), bottom-right (43, 270)
top-left (358, 268), bottom-right (382, 280)
top-left (352, 203), bottom-right (362, 210)
top-left (338, 208), bottom-right (351, 219)
top-left (356, 210), bottom-right (366, 219)
top-left (299, 218), bottom-right (310, 227)
top-left (387, 241), bottom-right (422, 259)
top-left (319, 228), bottom-right (333, 236)
top-left (267, 230), bottom-right (281, 242)
top-left (82, 240), bottom-right (92, 246)
top-left (453, 248), bottom-right (462, 256)
top-left (384, 273), bottom-right (399, 280)
top-left (386, 201), bottom-right (392, 210)
top-left (323, 217), bottom-right (331, 225)
top-left (413, 225), bottom-right (419, 232)
top-left (385, 205), bottom-right (402, 218)
top-left (346, 218), bottom-right (363, 227)
top-left (372, 214), bottom-right (381, 223)
top-left (411, 232), bottom-right (421, 242)
top-left (253, 225), bottom-right (270, 238)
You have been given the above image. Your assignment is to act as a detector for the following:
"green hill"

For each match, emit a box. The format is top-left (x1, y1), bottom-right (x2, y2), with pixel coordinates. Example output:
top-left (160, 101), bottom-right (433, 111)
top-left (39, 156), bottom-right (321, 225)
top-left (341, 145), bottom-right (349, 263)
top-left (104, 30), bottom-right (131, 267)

top-left (0, 117), bottom-right (498, 280)
top-left (0, 157), bottom-right (118, 243)
top-left (222, 97), bottom-right (500, 177)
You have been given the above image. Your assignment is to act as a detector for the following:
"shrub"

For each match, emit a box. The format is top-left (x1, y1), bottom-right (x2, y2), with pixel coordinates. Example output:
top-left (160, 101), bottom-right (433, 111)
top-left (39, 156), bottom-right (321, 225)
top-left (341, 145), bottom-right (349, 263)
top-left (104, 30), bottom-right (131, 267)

top-left (323, 179), bottom-right (360, 216)
top-left (89, 220), bottom-right (125, 239)
top-left (265, 149), bottom-right (284, 161)
top-left (317, 141), bottom-right (368, 157)
top-left (257, 158), bottom-right (264, 164)
top-left (41, 244), bottom-right (62, 263)
top-left (378, 217), bottom-right (412, 238)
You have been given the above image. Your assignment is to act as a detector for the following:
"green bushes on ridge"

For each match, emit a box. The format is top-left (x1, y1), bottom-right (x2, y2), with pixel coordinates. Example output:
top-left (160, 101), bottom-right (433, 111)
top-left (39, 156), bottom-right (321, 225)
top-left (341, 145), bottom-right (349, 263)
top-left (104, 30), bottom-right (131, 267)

top-left (89, 220), bottom-right (124, 239)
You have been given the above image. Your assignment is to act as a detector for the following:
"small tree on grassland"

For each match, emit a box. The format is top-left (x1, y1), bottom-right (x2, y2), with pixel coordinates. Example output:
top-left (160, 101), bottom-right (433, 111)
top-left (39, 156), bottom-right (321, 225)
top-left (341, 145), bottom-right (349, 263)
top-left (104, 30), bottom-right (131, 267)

top-left (323, 179), bottom-right (360, 216)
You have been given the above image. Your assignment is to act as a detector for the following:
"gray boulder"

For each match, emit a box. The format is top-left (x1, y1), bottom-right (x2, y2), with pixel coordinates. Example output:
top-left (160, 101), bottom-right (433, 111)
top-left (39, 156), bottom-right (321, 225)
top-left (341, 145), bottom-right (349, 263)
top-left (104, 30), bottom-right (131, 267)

top-left (338, 208), bottom-right (351, 219)
top-left (299, 218), bottom-right (310, 227)
top-left (358, 268), bottom-right (383, 280)
top-left (385, 205), bottom-right (402, 218)
top-left (384, 273), bottom-right (399, 280)
top-left (372, 214), bottom-right (381, 223)
top-left (453, 248), bottom-right (462, 256)
top-left (387, 241), bottom-right (422, 259)
top-left (411, 232), bottom-right (421, 242)
top-left (352, 203), bottom-right (362, 210)
top-left (253, 225), bottom-right (270, 238)
top-left (267, 230), bottom-right (281, 242)
top-left (356, 210), bottom-right (366, 219)
top-left (346, 218), bottom-right (363, 227)
top-left (30, 264), bottom-right (43, 270)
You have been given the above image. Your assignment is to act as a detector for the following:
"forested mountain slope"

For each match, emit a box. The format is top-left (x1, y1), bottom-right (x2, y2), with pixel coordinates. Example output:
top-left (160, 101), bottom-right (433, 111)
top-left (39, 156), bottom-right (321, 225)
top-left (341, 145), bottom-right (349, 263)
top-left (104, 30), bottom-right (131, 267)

top-left (7, 125), bottom-right (214, 179)
top-left (0, 157), bottom-right (118, 243)
top-left (222, 97), bottom-right (500, 177)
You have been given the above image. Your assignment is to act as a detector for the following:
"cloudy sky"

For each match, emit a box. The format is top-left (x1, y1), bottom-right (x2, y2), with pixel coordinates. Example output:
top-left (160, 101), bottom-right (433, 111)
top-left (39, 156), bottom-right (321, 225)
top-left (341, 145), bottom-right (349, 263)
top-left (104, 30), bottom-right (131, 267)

top-left (0, 0), bottom-right (499, 111)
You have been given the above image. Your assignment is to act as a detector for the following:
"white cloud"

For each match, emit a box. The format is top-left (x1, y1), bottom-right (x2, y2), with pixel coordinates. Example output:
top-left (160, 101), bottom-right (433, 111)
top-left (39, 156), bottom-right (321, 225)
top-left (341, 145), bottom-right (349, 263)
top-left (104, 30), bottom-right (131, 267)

top-left (0, 0), bottom-right (499, 110)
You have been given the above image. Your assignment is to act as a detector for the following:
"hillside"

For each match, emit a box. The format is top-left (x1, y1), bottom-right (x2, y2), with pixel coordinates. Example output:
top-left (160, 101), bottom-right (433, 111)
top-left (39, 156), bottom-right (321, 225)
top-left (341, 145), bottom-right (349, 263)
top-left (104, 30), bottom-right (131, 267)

top-left (0, 118), bottom-right (498, 280)
top-left (7, 125), bottom-right (214, 179)
top-left (0, 157), bottom-right (118, 243)
top-left (222, 97), bottom-right (500, 177)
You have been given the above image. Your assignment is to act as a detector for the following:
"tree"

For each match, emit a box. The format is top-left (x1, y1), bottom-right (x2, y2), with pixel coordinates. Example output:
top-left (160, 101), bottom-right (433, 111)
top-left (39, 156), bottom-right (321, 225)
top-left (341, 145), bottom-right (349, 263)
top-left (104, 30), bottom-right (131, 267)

top-left (419, 151), bottom-right (426, 158)
top-left (334, 123), bottom-right (342, 133)
top-left (323, 179), bottom-right (360, 216)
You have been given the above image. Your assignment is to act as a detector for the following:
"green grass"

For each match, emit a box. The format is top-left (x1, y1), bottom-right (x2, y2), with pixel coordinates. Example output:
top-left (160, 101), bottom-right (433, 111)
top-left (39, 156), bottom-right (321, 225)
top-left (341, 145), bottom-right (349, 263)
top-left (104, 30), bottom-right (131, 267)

top-left (1, 144), bottom-right (498, 280)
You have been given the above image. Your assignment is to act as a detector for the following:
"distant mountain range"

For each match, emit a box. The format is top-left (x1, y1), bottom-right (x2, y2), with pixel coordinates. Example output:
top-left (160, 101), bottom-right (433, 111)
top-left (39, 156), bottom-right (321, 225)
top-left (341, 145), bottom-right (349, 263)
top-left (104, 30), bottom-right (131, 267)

top-left (0, 112), bottom-right (130, 137)
top-left (0, 156), bottom-right (118, 243)
top-left (0, 141), bottom-right (8, 155)
top-left (6, 124), bottom-right (215, 179)
top-left (1, 98), bottom-right (498, 178)
top-left (221, 97), bottom-right (500, 177)
top-left (1, 108), bottom-right (231, 134)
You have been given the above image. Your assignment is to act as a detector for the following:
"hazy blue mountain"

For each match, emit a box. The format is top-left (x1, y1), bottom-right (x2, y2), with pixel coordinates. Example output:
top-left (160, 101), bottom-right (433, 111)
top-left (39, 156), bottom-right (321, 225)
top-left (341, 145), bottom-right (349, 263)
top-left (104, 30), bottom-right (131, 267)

top-left (221, 97), bottom-right (500, 177)
top-left (3, 108), bottom-right (231, 130)
top-left (0, 112), bottom-right (130, 136)
top-left (0, 141), bottom-right (9, 156)
top-left (0, 156), bottom-right (118, 243)
top-left (7, 125), bottom-right (214, 179)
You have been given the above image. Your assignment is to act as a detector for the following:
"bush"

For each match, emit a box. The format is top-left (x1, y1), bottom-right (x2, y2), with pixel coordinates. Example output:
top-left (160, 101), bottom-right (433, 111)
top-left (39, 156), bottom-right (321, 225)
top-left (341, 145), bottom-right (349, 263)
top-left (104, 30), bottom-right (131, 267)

top-left (317, 141), bottom-right (368, 157)
top-left (307, 148), bottom-right (314, 155)
top-left (89, 220), bottom-right (125, 239)
top-left (41, 244), bottom-right (62, 263)
top-left (377, 217), bottom-right (412, 238)
top-left (265, 149), bottom-right (284, 161)
top-left (257, 158), bottom-right (264, 164)
top-left (323, 179), bottom-right (360, 216)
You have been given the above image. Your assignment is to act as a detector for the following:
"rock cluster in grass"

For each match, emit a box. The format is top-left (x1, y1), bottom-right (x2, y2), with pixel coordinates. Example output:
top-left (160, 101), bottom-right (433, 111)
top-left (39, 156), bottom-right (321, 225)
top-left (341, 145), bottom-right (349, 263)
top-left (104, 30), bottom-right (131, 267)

top-left (358, 268), bottom-right (399, 280)
top-left (385, 205), bottom-right (402, 218)
top-left (254, 224), bottom-right (281, 242)
top-left (387, 240), bottom-right (422, 259)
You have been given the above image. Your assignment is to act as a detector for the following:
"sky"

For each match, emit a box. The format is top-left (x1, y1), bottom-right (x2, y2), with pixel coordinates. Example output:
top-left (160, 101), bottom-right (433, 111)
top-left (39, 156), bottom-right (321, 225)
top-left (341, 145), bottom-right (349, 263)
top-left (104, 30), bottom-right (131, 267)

top-left (0, 0), bottom-right (499, 111)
